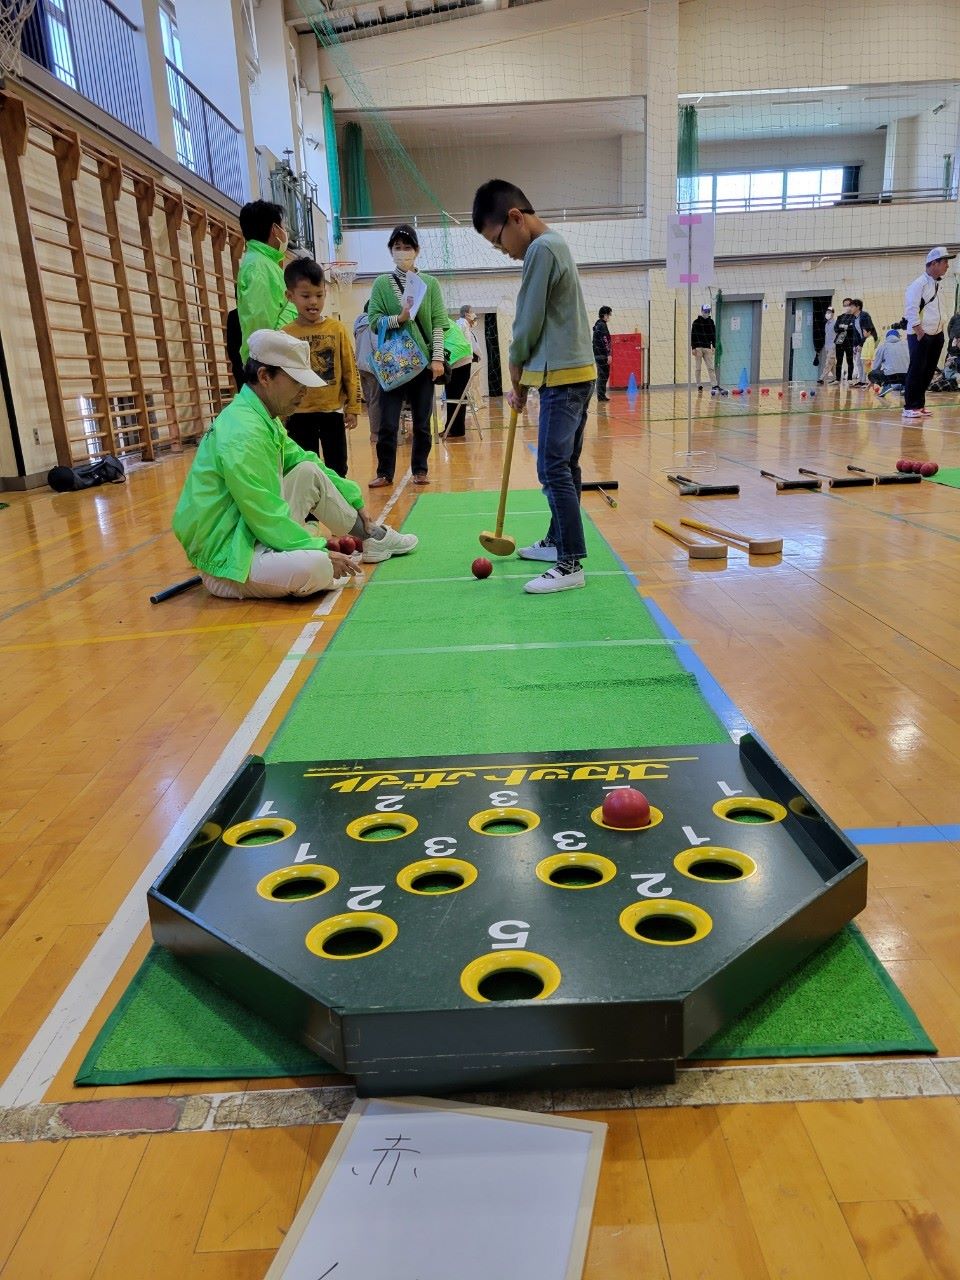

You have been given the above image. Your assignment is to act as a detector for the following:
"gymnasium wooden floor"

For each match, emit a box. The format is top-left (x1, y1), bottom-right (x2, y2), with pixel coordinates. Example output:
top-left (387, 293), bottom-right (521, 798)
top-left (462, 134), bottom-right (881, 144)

top-left (2, 385), bottom-right (960, 1278)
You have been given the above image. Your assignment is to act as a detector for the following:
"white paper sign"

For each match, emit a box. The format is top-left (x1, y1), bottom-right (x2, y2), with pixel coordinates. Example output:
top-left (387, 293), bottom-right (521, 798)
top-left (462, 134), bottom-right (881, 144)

top-left (267, 1097), bottom-right (606, 1280)
top-left (401, 271), bottom-right (427, 321)
top-left (791, 333), bottom-right (802, 349)
top-left (665, 213), bottom-right (716, 288)
top-left (730, 316), bottom-right (741, 332)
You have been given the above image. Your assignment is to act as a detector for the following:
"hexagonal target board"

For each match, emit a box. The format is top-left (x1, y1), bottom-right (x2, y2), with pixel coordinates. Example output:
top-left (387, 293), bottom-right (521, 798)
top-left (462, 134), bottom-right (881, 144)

top-left (148, 734), bottom-right (867, 1094)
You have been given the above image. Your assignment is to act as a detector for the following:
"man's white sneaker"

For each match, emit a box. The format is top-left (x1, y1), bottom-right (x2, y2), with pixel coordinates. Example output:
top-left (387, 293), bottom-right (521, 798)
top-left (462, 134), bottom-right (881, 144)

top-left (361, 525), bottom-right (419, 563)
top-left (902, 409), bottom-right (922, 419)
top-left (517, 540), bottom-right (558, 562)
top-left (523, 566), bottom-right (586, 594)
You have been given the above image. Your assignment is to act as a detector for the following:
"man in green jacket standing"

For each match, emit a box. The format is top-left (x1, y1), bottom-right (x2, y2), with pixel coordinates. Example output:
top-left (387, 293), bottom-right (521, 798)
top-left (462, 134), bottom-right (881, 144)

top-left (236, 200), bottom-right (299, 361)
top-left (173, 331), bottom-right (418, 599)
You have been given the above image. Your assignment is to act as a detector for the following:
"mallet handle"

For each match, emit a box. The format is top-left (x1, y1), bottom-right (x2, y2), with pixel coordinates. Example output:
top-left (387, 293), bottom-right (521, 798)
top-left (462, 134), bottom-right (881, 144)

top-left (680, 517), bottom-right (750, 545)
top-left (492, 408), bottom-right (519, 537)
top-left (150, 575), bottom-right (201, 604)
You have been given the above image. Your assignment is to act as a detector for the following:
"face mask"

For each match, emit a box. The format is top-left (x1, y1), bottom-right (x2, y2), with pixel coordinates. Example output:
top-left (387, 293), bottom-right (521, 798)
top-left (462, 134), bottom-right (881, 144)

top-left (274, 227), bottom-right (288, 253)
top-left (392, 247), bottom-right (416, 269)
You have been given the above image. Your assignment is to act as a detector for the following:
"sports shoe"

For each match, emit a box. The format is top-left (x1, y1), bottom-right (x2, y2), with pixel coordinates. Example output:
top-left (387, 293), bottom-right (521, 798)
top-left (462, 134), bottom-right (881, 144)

top-left (517, 539), bottom-right (557, 562)
top-left (524, 565), bottom-right (586, 594)
top-left (328, 574), bottom-right (351, 590)
top-left (919, 407), bottom-right (933, 417)
top-left (362, 525), bottom-right (419, 563)
top-left (902, 409), bottom-right (922, 419)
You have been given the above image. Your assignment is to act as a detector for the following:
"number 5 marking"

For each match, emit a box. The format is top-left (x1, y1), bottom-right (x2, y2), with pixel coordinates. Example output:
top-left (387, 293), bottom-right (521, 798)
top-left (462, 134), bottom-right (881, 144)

top-left (488, 920), bottom-right (530, 950)
top-left (631, 873), bottom-right (672, 898)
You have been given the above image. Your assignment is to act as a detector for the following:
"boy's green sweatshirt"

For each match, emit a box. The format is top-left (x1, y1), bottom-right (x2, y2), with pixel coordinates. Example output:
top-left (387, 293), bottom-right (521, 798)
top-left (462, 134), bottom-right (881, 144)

top-left (510, 228), bottom-right (595, 387)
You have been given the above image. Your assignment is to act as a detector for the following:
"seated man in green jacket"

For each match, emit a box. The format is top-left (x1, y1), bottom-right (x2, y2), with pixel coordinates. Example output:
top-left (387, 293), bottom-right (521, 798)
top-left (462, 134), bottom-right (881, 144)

top-left (172, 331), bottom-right (418, 600)
top-left (236, 200), bottom-right (299, 361)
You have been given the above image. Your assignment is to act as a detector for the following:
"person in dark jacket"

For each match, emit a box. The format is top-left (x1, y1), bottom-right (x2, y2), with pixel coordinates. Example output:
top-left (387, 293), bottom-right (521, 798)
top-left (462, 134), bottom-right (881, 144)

top-left (593, 306), bottom-right (612, 400)
top-left (691, 303), bottom-right (719, 391)
top-left (833, 298), bottom-right (857, 386)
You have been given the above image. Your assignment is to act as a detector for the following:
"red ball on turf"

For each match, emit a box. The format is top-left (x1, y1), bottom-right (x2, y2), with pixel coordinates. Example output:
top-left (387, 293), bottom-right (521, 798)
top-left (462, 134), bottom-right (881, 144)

top-left (919, 462), bottom-right (938, 477)
top-left (602, 787), bottom-right (651, 829)
top-left (325, 537), bottom-right (342, 554)
top-left (472, 557), bottom-right (493, 579)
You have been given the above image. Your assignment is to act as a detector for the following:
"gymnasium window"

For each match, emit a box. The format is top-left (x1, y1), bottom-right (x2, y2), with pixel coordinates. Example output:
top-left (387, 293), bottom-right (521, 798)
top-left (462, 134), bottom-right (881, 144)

top-left (43, 0), bottom-right (77, 90)
top-left (160, 1), bottom-right (195, 170)
top-left (680, 167), bottom-right (856, 213)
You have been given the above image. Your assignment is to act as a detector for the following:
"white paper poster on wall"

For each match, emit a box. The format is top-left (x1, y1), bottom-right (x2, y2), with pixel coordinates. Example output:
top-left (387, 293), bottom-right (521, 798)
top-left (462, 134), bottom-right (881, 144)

top-left (665, 212), bottom-right (716, 287)
top-left (266, 1097), bottom-right (607, 1280)
top-left (730, 316), bottom-right (741, 332)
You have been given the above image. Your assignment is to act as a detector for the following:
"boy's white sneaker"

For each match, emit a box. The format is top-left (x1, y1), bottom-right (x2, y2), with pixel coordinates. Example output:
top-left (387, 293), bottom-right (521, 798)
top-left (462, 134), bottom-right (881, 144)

top-left (524, 566), bottom-right (586, 594)
top-left (517, 540), bottom-right (558, 562)
top-left (362, 525), bottom-right (419, 563)
top-left (902, 409), bottom-right (922, 419)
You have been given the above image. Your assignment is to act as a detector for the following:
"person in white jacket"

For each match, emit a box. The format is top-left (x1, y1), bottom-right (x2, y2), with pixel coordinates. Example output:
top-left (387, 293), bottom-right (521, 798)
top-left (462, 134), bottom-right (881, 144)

top-left (902, 246), bottom-right (955, 419)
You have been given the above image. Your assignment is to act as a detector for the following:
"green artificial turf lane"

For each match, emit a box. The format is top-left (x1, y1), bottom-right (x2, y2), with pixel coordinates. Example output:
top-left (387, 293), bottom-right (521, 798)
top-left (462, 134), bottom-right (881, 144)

top-left (74, 925), bottom-right (933, 1084)
top-left (267, 490), bottom-right (728, 762)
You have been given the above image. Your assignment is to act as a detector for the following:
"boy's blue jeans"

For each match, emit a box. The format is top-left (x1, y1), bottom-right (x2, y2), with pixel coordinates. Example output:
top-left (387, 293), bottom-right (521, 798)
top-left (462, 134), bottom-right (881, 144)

top-left (535, 380), bottom-right (594, 562)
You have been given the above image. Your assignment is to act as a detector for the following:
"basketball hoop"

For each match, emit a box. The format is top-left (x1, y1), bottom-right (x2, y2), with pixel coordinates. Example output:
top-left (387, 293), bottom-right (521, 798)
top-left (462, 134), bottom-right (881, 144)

top-left (326, 260), bottom-right (358, 289)
top-left (0, 0), bottom-right (37, 80)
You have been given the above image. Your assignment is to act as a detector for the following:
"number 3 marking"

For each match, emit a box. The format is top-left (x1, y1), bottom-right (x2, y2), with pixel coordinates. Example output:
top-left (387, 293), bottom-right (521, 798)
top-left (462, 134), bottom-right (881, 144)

top-left (424, 835), bottom-right (457, 856)
top-left (553, 829), bottom-right (587, 851)
top-left (631, 873), bottom-right (672, 898)
top-left (489, 790), bottom-right (519, 807)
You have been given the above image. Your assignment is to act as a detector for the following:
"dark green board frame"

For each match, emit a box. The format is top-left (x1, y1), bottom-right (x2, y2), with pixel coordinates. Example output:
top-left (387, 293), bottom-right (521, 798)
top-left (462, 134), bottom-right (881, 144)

top-left (147, 735), bottom-right (867, 1094)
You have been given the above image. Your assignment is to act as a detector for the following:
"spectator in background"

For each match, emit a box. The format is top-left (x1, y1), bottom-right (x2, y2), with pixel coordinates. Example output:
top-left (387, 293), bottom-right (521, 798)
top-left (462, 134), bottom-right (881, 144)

top-left (902, 246), bottom-right (955, 420)
top-left (457, 305), bottom-right (483, 362)
top-left (833, 298), bottom-right (857, 387)
top-left (367, 223), bottom-right (450, 487)
top-left (593, 306), bottom-right (612, 401)
top-left (235, 201), bottom-right (297, 361)
top-left (691, 303), bottom-right (718, 391)
top-left (868, 327), bottom-right (910, 396)
top-left (850, 299), bottom-right (877, 387)
top-left (947, 309), bottom-right (960, 359)
top-left (354, 303), bottom-right (383, 444)
top-left (817, 305), bottom-right (836, 384)
top-left (441, 318), bottom-right (475, 439)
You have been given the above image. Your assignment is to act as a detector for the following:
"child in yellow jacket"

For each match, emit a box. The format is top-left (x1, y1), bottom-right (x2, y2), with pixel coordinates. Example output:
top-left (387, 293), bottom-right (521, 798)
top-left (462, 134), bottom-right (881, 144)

top-left (282, 259), bottom-right (361, 477)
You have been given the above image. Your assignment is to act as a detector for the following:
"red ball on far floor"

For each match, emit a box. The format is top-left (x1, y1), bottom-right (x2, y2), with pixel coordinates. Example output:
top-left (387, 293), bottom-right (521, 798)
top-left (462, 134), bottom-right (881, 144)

top-left (919, 462), bottom-right (939, 477)
top-left (472, 557), bottom-right (493, 579)
top-left (909, 460), bottom-right (925, 473)
top-left (601, 786), bottom-right (651, 829)
top-left (325, 537), bottom-right (342, 554)
top-left (895, 459), bottom-right (910, 472)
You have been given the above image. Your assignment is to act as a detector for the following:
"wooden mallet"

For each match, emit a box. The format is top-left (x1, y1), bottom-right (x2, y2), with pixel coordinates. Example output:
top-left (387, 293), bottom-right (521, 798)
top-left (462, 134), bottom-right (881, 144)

top-left (479, 407), bottom-right (519, 556)
top-left (653, 520), bottom-right (728, 560)
top-left (680, 517), bottom-right (782, 555)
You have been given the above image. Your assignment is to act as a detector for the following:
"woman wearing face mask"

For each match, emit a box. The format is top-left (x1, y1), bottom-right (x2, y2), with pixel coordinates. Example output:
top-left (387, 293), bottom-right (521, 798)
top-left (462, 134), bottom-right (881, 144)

top-left (367, 224), bottom-right (449, 486)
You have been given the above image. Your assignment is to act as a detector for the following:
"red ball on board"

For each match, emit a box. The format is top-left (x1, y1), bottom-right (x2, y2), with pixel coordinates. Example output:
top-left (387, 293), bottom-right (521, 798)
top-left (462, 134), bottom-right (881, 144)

top-left (601, 787), bottom-right (651, 829)
top-left (471, 557), bottom-right (493, 579)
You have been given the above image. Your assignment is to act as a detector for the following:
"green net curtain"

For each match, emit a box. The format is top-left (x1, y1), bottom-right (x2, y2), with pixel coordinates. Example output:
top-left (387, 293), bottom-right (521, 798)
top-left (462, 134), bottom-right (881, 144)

top-left (677, 104), bottom-right (699, 210)
top-left (321, 86), bottom-right (343, 247)
top-left (343, 122), bottom-right (373, 221)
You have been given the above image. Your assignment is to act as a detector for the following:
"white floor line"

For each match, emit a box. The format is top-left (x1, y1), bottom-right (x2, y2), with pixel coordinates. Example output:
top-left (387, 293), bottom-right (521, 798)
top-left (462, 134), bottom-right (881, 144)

top-left (0, 476), bottom-right (413, 1109)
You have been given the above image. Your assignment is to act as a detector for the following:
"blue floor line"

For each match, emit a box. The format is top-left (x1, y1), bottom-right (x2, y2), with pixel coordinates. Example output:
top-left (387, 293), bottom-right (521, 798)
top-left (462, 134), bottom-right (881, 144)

top-left (520, 468), bottom-right (960, 845)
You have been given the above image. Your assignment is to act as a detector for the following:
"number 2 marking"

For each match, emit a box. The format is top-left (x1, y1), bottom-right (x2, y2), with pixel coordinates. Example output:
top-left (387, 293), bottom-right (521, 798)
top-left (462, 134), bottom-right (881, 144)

top-left (631, 873), bottom-right (672, 898)
top-left (374, 794), bottom-right (404, 812)
top-left (347, 885), bottom-right (385, 911)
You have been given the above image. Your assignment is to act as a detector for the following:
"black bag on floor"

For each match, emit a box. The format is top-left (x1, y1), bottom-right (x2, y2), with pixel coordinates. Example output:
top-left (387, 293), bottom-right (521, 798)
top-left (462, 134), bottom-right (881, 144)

top-left (48, 455), bottom-right (125, 492)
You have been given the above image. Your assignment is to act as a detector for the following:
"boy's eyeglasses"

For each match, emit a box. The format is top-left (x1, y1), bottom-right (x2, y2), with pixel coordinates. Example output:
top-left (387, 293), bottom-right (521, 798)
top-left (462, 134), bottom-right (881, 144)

top-left (492, 207), bottom-right (533, 249)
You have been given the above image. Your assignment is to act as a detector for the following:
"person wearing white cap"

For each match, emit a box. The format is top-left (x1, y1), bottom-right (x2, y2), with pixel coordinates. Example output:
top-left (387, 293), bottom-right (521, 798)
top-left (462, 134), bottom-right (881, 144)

top-left (901, 246), bottom-right (955, 419)
top-left (690, 303), bottom-right (720, 392)
top-left (172, 330), bottom-right (418, 599)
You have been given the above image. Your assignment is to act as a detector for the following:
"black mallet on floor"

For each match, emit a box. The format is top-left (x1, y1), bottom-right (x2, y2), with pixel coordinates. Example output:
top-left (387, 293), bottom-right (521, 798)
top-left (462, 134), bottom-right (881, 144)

top-left (760, 469), bottom-right (821, 492)
top-left (798, 467), bottom-right (873, 489)
top-left (150, 575), bottom-right (201, 604)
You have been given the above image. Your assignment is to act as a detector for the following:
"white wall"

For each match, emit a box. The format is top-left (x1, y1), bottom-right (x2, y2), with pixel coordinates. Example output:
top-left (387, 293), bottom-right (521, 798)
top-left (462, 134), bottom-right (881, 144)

top-left (677, 0), bottom-right (960, 92)
top-left (249, 0), bottom-right (302, 168)
top-left (360, 137), bottom-right (626, 218)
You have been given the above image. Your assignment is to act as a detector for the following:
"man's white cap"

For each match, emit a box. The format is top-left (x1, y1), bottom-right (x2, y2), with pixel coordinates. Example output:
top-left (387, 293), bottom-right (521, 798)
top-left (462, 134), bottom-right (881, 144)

top-left (248, 330), bottom-right (325, 386)
top-left (925, 246), bottom-right (955, 266)
top-left (700, 303), bottom-right (711, 312)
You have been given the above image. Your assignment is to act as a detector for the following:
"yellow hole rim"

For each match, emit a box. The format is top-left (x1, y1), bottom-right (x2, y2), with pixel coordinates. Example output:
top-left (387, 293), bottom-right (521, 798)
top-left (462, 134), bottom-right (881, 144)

top-left (460, 950), bottom-right (562, 1003)
top-left (468, 806), bottom-right (541, 836)
top-left (188, 820), bottom-right (222, 850)
top-left (590, 803), bottom-right (664, 832)
top-left (536, 852), bottom-right (617, 890)
top-left (619, 899), bottom-right (713, 946)
top-left (713, 796), bottom-right (787, 825)
top-left (222, 817), bottom-right (297, 847)
top-left (788, 795), bottom-right (821, 820)
top-left (256, 864), bottom-right (339, 903)
top-left (305, 911), bottom-right (398, 960)
top-left (396, 857), bottom-right (478, 896)
top-left (345, 811), bottom-right (419, 842)
top-left (674, 846), bottom-right (757, 883)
